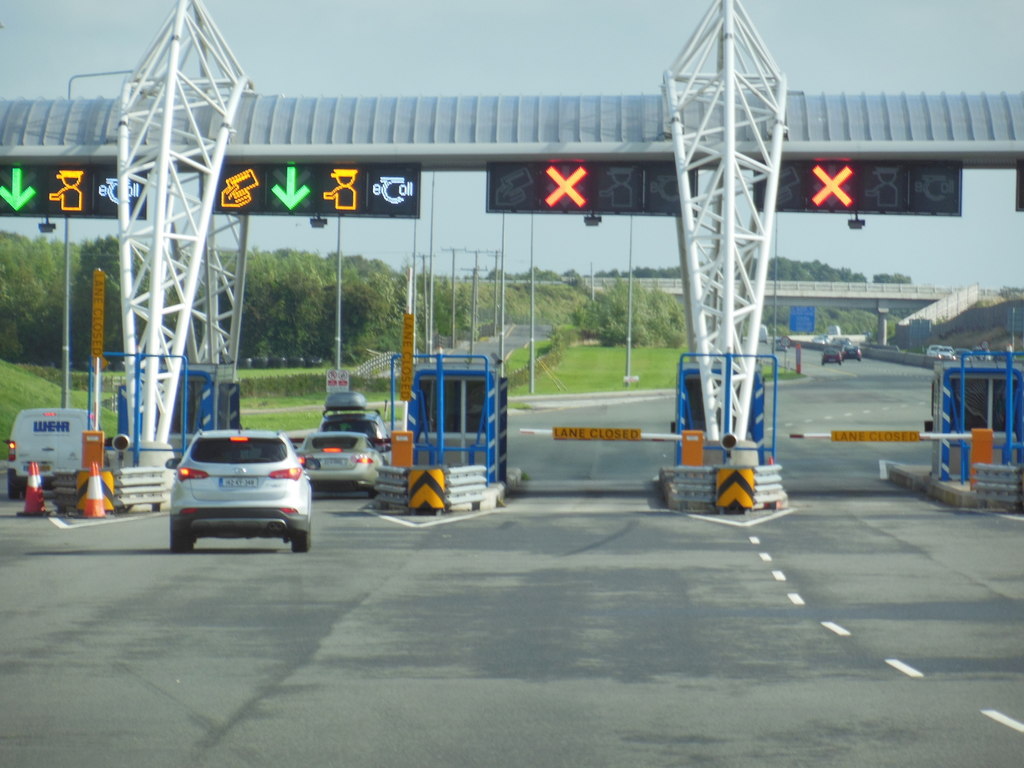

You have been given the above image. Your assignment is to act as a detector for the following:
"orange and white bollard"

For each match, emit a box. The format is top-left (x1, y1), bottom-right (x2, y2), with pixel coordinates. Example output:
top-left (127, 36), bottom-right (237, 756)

top-left (20, 461), bottom-right (47, 516)
top-left (82, 462), bottom-right (107, 519)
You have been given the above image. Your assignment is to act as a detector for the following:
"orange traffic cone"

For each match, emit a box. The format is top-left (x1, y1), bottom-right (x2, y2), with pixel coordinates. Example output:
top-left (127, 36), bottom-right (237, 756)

top-left (82, 462), bottom-right (107, 519)
top-left (20, 461), bottom-right (47, 516)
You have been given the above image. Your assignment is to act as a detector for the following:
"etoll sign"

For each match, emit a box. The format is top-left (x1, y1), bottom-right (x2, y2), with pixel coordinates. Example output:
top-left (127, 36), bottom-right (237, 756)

top-left (326, 369), bottom-right (350, 393)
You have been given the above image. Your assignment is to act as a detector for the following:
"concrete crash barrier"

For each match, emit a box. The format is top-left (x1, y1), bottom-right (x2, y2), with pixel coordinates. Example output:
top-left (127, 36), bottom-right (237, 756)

top-left (52, 466), bottom-right (172, 515)
top-left (660, 464), bottom-right (787, 513)
top-left (973, 463), bottom-right (1023, 511)
top-left (375, 464), bottom-right (500, 514)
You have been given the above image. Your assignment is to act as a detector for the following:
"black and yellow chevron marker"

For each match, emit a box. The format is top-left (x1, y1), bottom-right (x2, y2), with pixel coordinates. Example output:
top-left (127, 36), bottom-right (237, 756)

top-left (715, 468), bottom-right (755, 512)
top-left (75, 469), bottom-right (116, 512)
top-left (408, 468), bottom-right (446, 511)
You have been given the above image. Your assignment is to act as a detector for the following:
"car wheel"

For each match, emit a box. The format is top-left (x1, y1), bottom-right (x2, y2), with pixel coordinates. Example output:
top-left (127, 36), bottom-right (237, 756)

top-left (291, 529), bottom-right (311, 553)
top-left (170, 530), bottom-right (194, 553)
top-left (8, 473), bottom-right (23, 500)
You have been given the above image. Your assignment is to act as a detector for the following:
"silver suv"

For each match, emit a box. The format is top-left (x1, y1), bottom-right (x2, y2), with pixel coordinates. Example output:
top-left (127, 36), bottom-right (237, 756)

top-left (167, 430), bottom-right (315, 553)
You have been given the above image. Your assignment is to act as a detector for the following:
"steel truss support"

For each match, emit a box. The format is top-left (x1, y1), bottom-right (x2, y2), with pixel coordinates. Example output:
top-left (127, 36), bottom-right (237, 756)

top-left (664, 0), bottom-right (787, 442)
top-left (117, 0), bottom-right (253, 446)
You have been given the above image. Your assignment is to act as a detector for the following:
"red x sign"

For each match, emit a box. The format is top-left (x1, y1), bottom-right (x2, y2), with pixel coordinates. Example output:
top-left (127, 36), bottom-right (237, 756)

top-left (545, 165), bottom-right (588, 208)
top-left (811, 164), bottom-right (854, 207)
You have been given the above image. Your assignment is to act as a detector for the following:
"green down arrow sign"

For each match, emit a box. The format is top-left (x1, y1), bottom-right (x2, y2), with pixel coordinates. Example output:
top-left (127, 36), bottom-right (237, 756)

top-left (0, 168), bottom-right (38, 211)
top-left (271, 166), bottom-right (311, 210)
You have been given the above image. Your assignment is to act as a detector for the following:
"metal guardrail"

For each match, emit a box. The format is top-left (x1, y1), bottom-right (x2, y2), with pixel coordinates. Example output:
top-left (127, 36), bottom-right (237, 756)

top-left (374, 464), bottom-right (489, 512)
top-left (51, 467), bottom-right (171, 515)
top-left (973, 464), bottom-right (1023, 510)
top-left (659, 464), bottom-right (787, 513)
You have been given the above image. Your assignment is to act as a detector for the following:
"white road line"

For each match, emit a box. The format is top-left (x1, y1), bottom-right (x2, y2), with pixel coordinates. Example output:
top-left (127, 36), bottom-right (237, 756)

top-left (370, 507), bottom-right (502, 528)
top-left (771, 570), bottom-right (786, 581)
top-left (688, 508), bottom-right (796, 527)
top-left (759, 552), bottom-right (773, 562)
top-left (885, 659), bottom-right (925, 678)
top-left (821, 621), bottom-right (851, 637)
top-left (49, 513), bottom-right (163, 529)
top-left (981, 709), bottom-right (1024, 734)
top-left (787, 593), bottom-right (805, 606)
top-left (997, 514), bottom-right (1024, 523)
top-left (748, 536), bottom-right (760, 545)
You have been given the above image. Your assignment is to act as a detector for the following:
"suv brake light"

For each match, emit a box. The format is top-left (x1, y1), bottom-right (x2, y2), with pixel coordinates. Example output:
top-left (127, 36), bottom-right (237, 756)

top-left (269, 467), bottom-right (303, 481)
top-left (177, 466), bottom-right (209, 481)
top-left (7, 440), bottom-right (15, 462)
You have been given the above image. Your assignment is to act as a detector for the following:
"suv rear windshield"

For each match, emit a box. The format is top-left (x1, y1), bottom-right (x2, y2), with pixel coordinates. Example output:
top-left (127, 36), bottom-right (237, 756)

top-left (191, 437), bottom-right (288, 464)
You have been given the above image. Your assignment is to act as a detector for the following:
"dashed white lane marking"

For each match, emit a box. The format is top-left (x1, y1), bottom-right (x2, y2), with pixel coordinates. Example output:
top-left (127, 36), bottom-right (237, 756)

top-left (787, 593), bottom-right (805, 606)
top-left (981, 709), bottom-right (1024, 734)
top-left (886, 658), bottom-right (925, 678)
top-left (748, 536), bottom-right (760, 545)
top-left (759, 552), bottom-right (773, 562)
top-left (771, 570), bottom-right (787, 582)
top-left (821, 621), bottom-right (851, 637)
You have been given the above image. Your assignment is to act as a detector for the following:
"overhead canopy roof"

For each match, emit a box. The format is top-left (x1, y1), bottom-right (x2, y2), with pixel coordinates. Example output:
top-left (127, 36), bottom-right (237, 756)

top-left (0, 91), bottom-right (1020, 168)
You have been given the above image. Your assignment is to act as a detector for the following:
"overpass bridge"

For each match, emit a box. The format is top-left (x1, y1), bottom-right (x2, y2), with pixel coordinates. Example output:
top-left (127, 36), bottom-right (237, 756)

top-left (581, 279), bottom-right (995, 342)
top-left (0, 0), bottom-right (1021, 447)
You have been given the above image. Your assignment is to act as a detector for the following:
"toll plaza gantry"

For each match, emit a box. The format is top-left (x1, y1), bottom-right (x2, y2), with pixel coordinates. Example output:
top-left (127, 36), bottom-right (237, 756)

top-left (0, 0), bottom-right (1021, 474)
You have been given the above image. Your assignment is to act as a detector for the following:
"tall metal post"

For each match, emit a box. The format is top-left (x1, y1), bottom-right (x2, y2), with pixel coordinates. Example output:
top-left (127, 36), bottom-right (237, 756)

top-left (118, 0), bottom-right (253, 446)
top-left (664, 0), bottom-right (787, 441)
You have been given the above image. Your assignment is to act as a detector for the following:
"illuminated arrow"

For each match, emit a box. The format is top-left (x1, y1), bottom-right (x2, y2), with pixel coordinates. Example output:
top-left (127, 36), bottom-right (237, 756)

top-left (0, 168), bottom-right (37, 211)
top-left (271, 166), bottom-right (311, 210)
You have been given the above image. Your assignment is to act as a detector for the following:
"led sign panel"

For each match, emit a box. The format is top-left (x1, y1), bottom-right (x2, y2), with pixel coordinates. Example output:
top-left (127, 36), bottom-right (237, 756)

top-left (214, 163), bottom-right (420, 217)
top-left (773, 160), bottom-right (962, 215)
top-left (0, 164), bottom-right (144, 219)
top-left (487, 162), bottom-right (681, 216)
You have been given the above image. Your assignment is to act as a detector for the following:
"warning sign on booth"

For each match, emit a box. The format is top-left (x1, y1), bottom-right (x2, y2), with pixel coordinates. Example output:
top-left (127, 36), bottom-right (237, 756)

top-left (326, 369), bottom-right (350, 393)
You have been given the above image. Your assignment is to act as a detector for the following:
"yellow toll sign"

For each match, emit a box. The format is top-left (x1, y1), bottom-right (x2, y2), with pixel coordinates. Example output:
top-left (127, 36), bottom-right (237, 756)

top-left (831, 430), bottom-right (920, 442)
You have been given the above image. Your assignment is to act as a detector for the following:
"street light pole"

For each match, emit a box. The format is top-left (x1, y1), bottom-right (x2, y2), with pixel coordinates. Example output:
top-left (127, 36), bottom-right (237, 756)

top-left (529, 215), bottom-right (536, 393)
top-left (334, 217), bottom-right (342, 368)
top-left (61, 68), bottom-right (132, 408)
top-left (625, 217), bottom-right (634, 388)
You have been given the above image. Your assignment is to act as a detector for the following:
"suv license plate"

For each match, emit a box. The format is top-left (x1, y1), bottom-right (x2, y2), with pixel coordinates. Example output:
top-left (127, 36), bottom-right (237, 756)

top-left (221, 477), bottom-right (259, 488)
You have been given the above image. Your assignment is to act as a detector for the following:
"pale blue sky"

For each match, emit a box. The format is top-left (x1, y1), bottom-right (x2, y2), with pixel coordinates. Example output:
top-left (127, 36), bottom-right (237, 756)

top-left (2, 0), bottom-right (1022, 288)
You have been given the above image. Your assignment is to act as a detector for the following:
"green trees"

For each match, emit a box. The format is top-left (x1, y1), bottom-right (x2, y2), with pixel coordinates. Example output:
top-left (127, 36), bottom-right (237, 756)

top-left (573, 279), bottom-right (687, 347)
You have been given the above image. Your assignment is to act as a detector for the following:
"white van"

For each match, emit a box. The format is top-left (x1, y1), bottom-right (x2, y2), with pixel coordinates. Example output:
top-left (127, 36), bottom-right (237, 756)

top-left (6, 408), bottom-right (89, 499)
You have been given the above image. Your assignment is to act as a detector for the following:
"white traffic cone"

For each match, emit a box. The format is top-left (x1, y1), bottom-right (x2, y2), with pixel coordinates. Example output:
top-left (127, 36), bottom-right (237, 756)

top-left (82, 462), bottom-right (107, 519)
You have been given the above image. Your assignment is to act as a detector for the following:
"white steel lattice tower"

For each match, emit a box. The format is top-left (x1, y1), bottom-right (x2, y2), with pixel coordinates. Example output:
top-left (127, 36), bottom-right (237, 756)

top-left (117, 0), bottom-right (253, 446)
top-left (663, 0), bottom-right (787, 442)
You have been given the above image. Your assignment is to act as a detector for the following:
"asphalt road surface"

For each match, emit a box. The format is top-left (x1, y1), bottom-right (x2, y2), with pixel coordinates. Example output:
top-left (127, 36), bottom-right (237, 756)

top-left (1, 356), bottom-right (1021, 767)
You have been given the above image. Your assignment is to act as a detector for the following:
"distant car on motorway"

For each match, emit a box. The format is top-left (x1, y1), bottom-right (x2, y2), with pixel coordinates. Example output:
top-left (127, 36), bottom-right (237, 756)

top-left (925, 344), bottom-right (957, 360)
top-left (167, 430), bottom-right (315, 553)
top-left (774, 337), bottom-right (789, 351)
top-left (812, 334), bottom-right (830, 344)
top-left (298, 431), bottom-right (384, 496)
top-left (839, 340), bottom-right (862, 361)
top-left (821, 345), bottom-right (843, 365)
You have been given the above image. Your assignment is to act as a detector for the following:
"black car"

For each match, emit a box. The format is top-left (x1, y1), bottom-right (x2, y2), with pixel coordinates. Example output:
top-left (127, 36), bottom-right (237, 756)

top-left (839, 341), bottom-right (862, 361)
top-left (318, 392), bottom-right (392, 459)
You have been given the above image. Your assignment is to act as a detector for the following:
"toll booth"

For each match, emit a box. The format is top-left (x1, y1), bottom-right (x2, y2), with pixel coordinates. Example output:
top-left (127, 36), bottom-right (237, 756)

top-left (395, 354), bottom-right (506, 483)
top-left (932, 354), bottom-right (1024, 481)
top-left (117, 363), bottom-right (241, 453)
top-left (675, 354), bottom-right (777, 465)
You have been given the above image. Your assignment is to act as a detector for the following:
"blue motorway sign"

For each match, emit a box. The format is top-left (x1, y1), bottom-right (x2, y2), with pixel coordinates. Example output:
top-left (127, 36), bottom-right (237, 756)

top-left (789, 306), bottom-right (816, 333)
